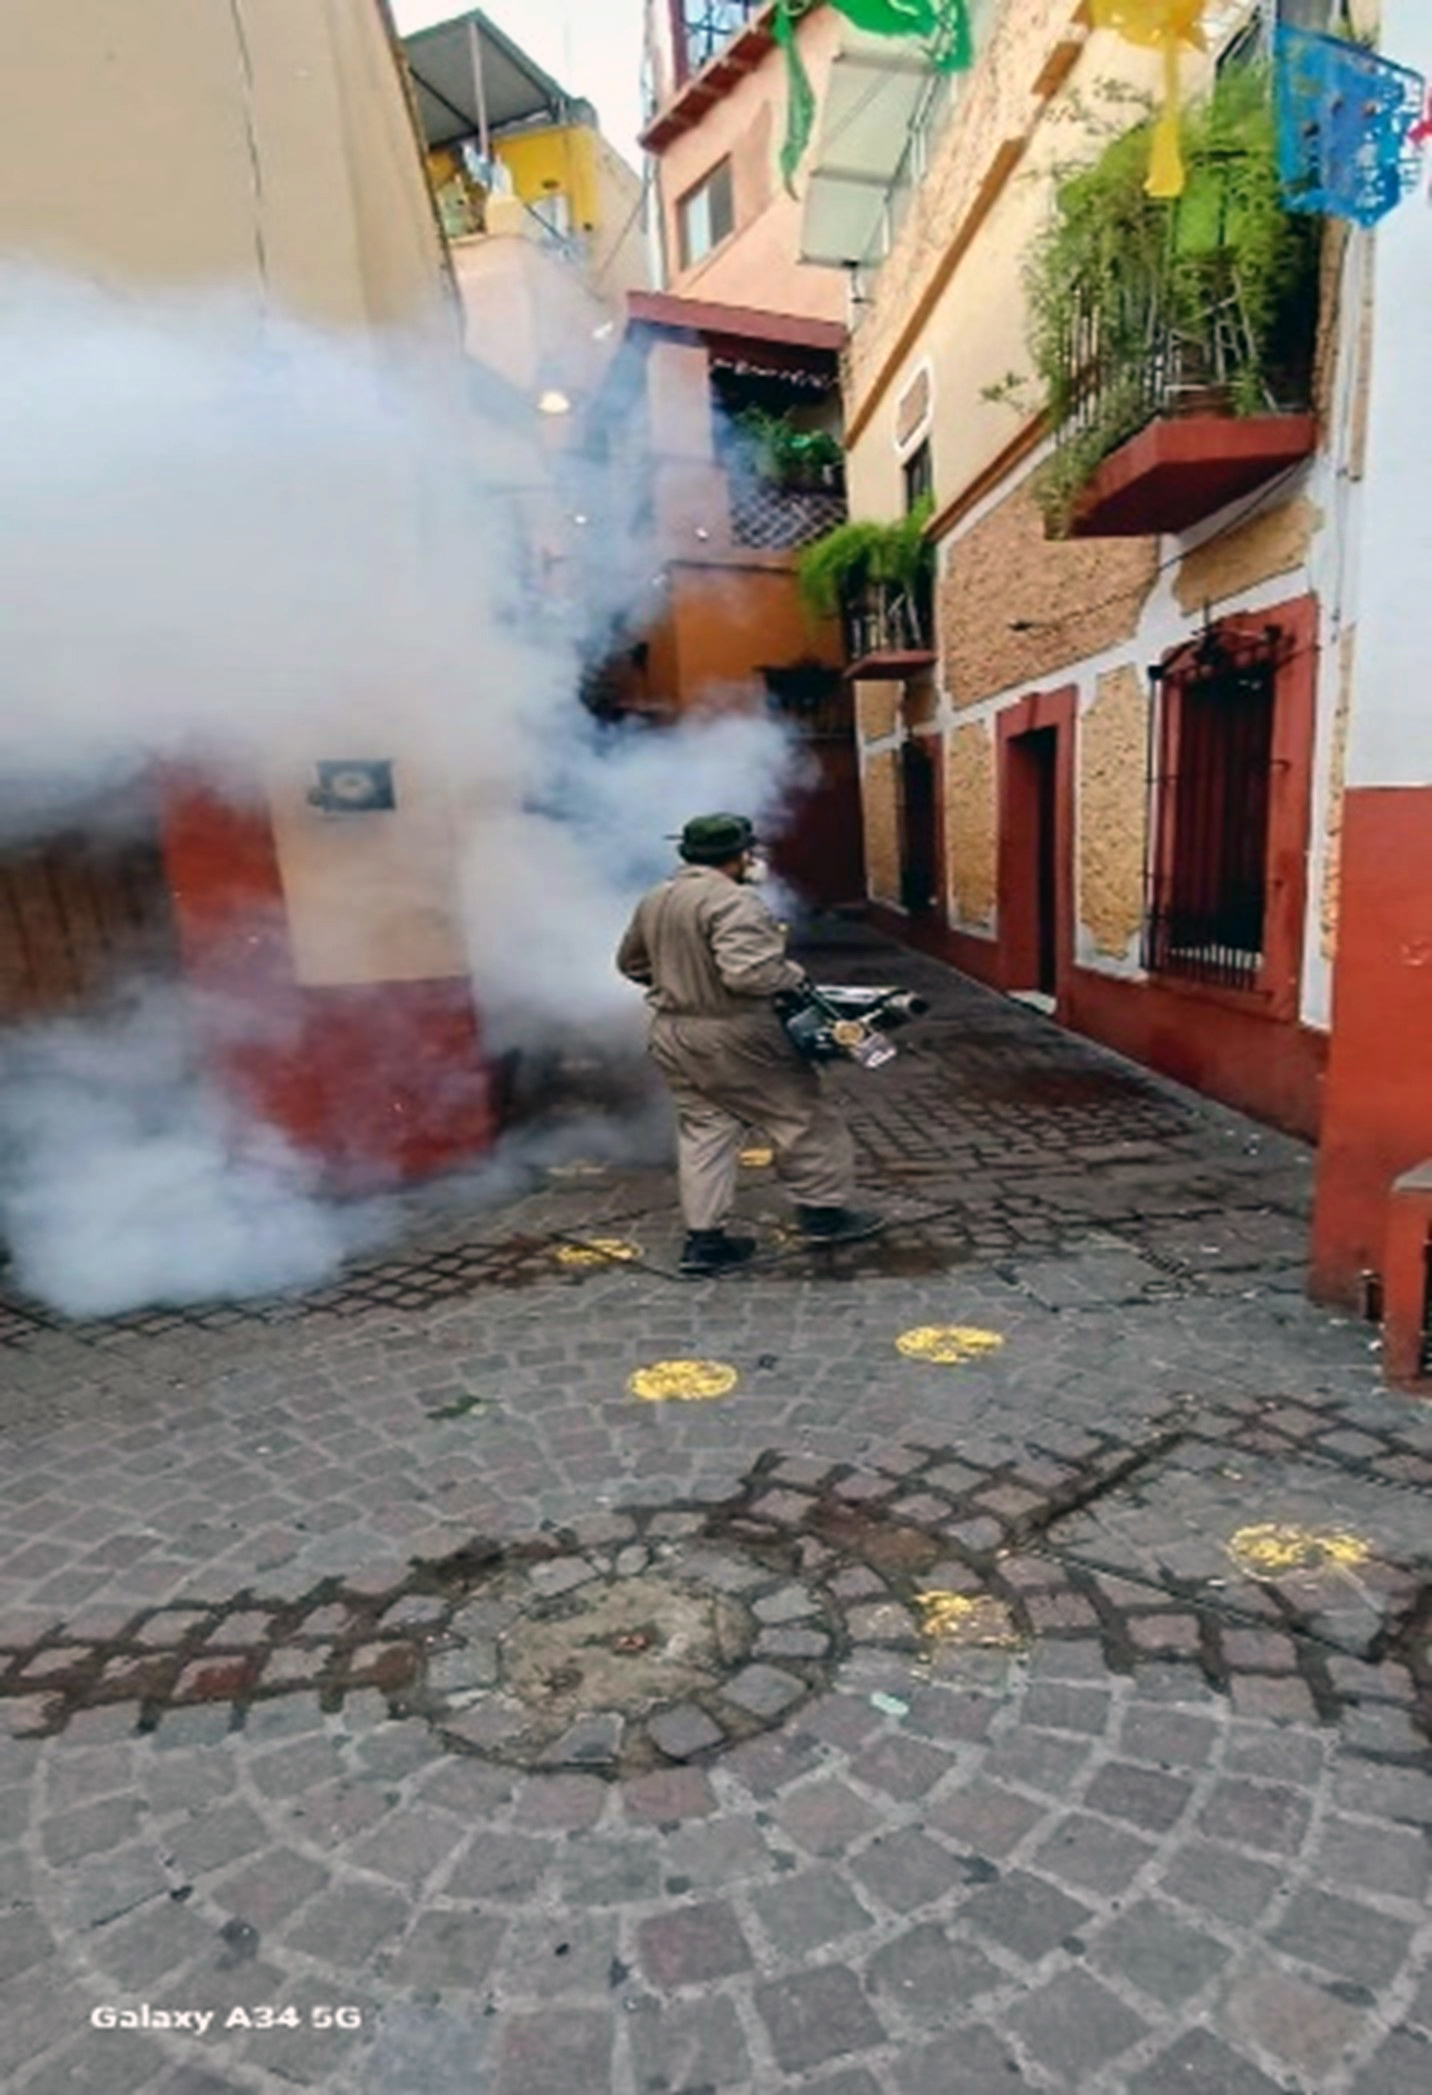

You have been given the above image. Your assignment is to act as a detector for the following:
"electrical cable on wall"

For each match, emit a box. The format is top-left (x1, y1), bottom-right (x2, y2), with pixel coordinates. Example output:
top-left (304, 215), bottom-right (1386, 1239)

top-left (228, 0), bottom-right (269, 291)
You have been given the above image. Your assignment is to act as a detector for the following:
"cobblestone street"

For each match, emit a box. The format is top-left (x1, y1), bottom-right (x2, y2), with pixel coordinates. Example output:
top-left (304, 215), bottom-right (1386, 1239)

top-left (0, 929), bottom-right (1428, 2094)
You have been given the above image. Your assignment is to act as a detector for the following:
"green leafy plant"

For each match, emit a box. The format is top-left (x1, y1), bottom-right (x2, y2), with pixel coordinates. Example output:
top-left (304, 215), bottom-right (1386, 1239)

top-left (1021, 64), bottom-right (1321, 532)
top-left (734, 407), bottom-right (845, 490)
top-left (796, 499), bottom-right (934, 623)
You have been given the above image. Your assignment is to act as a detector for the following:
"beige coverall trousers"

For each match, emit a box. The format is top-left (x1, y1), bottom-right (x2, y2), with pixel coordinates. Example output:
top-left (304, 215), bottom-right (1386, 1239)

top-left (616, 864), bottom-right (856, 1232)
top-left (649, 1016), bottom-right (855, 1231)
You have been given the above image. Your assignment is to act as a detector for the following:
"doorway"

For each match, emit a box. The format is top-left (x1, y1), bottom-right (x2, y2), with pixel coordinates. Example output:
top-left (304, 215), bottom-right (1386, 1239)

top-left (1028, 726), bottom-right (1059, 995)
top-left (999, 699), bottom-right (1073, 1004)
top-left (0, 802), bottom-right (179, 1024)
top-left (900, 735), bottom-right (939, 915)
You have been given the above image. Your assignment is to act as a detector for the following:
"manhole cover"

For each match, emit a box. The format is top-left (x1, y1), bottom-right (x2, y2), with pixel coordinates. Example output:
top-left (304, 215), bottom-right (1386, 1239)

top-left (412, 1534), bottom-right (838, 1773)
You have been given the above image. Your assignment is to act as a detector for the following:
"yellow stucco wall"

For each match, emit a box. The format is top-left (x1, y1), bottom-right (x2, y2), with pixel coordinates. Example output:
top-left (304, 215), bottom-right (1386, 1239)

top-left (863, 751), bottom-right (902, 906)
top-left (857, 686), bottom-right (899, 744)
top-left (1174, 498), bottom-right (1323, 617)
top-left (0, 0), bottom-right (451, 331)
top-left (946, 722), bottom-right (996, 930)
top-left (1079, 667), bottom-right (1149, 961)
top-left (0, 0), bottom-right (476, 989)
top-left (940, 484), bottom-right (1158, 707)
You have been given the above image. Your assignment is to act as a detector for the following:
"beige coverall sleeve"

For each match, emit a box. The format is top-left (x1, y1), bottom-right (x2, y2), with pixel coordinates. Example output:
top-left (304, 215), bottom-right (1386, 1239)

top-left (615, 902), bottom-right (653, 986)
top-left (705, 885), bottom-right (805, 998)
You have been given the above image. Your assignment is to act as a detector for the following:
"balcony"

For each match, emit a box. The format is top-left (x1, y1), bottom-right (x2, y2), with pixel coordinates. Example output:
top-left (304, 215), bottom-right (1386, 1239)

top-left (1053, 279), bottom-right (1318, 538)
top-left (843, 582), bottom-right (936, 682)
top-left (1032, 73), bottom-right (1322, 541)
top-left (681, 0), bottom-right (765, 80)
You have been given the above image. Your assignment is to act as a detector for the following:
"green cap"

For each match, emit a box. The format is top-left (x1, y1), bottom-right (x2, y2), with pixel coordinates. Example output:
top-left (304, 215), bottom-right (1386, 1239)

top-left (675, 813), bottom-right (756, 864)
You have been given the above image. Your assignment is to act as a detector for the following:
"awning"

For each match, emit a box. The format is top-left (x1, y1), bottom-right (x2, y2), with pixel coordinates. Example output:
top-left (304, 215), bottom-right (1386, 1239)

top-left (400, 7), bottom-right (586, 152)
top-left (799, 34), bottom-right (939, 270)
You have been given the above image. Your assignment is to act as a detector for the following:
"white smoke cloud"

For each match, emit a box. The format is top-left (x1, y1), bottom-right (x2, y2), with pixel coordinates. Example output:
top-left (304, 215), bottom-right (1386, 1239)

top-left (0, 987), bottom-right (375, 1318)
top-left (0, 271), bottom-right (812, 1314)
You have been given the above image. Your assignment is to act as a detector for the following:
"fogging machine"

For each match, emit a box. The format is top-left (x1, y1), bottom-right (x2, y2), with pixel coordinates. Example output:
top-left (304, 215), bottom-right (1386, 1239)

top-left (776, 984), bottom-right (929, 1069)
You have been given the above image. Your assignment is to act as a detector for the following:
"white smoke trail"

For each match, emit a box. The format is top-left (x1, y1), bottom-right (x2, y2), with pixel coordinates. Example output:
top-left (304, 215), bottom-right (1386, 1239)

top-left (0, 987), bottom-right (381, 1318)
top-left (0, 271), bottom-right (812, 1314)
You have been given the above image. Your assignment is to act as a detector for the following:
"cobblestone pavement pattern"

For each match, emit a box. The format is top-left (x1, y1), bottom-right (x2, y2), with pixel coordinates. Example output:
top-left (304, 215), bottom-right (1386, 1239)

top-left (0, 927), bottom-right (1429, 2093)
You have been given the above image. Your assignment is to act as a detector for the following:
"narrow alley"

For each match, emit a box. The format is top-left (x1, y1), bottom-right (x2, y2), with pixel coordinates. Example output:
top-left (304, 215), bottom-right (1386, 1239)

top-left (0, 931), bottom-right (1427, 2095)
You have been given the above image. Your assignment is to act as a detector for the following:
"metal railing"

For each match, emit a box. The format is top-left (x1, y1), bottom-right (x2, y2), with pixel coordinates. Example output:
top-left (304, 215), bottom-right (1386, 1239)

top-left (1052, 213), bottom-right (1320, 487)
top-left (844, 582), bottom-right (932, 663)
top-left (730, 476), bottom-right (847, 551)
top-left (682, 0), bottom-right (763, 77)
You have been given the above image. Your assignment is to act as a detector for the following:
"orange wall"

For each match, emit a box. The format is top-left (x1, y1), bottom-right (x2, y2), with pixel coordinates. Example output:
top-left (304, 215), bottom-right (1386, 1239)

top-left (668, 559), bottom-right (840, 704)
top-left (656, 8), bottom-right (846, 325)
top-left (1312, 786), bottom-right (1432, 1306)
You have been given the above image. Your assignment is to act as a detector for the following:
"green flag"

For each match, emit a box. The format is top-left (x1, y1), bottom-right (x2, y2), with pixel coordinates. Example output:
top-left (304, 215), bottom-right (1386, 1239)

top-left (776, 1), bottom-right (819, 195)
top-left (831, 0), bottom-right (939, 36)
top-left (926, 0), bottom-right (973, 71)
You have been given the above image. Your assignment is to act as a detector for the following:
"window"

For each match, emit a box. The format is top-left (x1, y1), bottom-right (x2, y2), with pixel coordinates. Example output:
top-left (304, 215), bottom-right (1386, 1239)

top-left (682, 1), bottom-right (761, 78)
top-left (1145, 630), bottom-right (1283, 992)
top-left (676, 158), bottom-right (735, 270)
top-left (902, 440), bottom-right (933, 514)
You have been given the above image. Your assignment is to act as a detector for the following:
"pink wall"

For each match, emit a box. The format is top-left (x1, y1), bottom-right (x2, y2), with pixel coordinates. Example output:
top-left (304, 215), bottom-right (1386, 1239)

top-left (655, 9), bottom-right (847, 325)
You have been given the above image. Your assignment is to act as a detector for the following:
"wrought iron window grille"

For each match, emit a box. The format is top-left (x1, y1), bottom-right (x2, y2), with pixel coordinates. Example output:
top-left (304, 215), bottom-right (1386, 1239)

top-left (1143, 623), bottom-right (1293, 993)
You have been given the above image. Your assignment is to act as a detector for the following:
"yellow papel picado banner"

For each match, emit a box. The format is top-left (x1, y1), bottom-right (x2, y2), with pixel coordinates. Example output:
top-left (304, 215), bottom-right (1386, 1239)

top-left (1090, 0), bottom-right (1208, 199)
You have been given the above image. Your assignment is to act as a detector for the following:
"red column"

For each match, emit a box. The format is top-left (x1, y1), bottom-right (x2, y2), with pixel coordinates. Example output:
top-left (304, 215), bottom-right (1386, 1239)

top-left (1312, 785), bottom-right (1432, 1346)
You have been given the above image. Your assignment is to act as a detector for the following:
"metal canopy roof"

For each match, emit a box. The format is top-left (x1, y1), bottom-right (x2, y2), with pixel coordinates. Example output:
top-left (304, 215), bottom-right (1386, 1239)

top-left (400, 7), bottom-right (586, 151)
top-left (799, 35), bottom-right (938, 270)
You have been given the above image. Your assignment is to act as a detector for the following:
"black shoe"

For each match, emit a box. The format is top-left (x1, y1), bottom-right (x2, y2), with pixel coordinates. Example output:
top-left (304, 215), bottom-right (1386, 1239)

top-left (795, 1206), bottom-right (886, 1245)
top-left (679, 1229), bottom-right (758, 1277)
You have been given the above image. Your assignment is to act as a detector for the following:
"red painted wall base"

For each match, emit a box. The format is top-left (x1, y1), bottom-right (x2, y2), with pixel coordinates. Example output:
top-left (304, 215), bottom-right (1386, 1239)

top-left (1313, 786), bottom-right (1432, 1313)
top-left (161, 781), bottom-right (494, 1189)
top-left (1064, 968), bottom-right (1325, 1142)
top-left (1382, 1164), bottom-right (1432, 1391)
top-left (867, 909), bottom-right (1324, 1141)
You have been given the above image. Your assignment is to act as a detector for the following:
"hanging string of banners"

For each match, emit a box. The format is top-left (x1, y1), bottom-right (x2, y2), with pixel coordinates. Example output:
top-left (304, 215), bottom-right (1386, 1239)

top-left (773, 0), bottom-right (974, 191)
top-left (768, 2), bottom-right (1430, 223)
top-left (1273, 24), bottom-right (1426, 227)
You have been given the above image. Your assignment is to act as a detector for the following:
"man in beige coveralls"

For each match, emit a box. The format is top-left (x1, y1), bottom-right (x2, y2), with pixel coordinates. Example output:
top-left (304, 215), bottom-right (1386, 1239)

top-left (616, 813), bottom-right (883, 1277)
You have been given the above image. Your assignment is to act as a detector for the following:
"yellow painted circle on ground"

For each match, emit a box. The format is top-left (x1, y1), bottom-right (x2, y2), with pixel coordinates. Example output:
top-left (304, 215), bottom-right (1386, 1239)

top-left (553, 1239), bottom-right (641, 1269)
top-left (915, 1591), bottom-right (1021, 1648)
top-left (740, 1147), bottom-right (774, 1169)
top-left (628, 1359), bottom-right (740, 1404)
top-left (1227, 1523), bottom-right (1371, 1579)
top-left (896, 1325), bottom-right (1006, 1365)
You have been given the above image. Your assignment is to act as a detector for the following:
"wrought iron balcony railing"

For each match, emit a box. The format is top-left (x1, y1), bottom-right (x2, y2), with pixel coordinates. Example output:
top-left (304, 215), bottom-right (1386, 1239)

top-left (842, 581), bottom-right (934, 669)
top-left (730, 475), bottom-right (847, 552)
top-left (1047, 219), bottom-right (1321, 535)
top-left (681, 0), bottom-right (763, 79)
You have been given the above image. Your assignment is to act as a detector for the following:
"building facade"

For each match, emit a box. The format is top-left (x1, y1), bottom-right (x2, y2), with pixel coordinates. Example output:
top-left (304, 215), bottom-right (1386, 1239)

top-left (0, 0), bottom-right (496, 1184)
top-left (831, 0), bottom-right (1429, 1375)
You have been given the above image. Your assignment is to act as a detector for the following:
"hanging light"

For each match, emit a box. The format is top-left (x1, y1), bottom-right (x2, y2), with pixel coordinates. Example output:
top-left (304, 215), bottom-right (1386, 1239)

top-left (537, 388), bottom-right (573, 416)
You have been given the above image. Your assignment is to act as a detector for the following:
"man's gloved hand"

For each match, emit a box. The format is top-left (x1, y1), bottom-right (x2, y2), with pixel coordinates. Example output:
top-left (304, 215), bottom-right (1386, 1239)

top-left (772, 978), bottom-right (814, 1020)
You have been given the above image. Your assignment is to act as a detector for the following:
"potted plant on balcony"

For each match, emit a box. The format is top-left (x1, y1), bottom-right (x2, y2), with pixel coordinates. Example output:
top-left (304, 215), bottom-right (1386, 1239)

top-left (735, 406), bottom-right (845, 493)
top-left (796, 500), bottom-right (935, 659)
top-left (1012, 65), bottom-right (1321, 535)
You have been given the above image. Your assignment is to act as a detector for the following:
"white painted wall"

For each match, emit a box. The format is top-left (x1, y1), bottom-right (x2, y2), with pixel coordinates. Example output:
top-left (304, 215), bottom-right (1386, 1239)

top-left (1346, 0), bottom-right (1432, 789)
